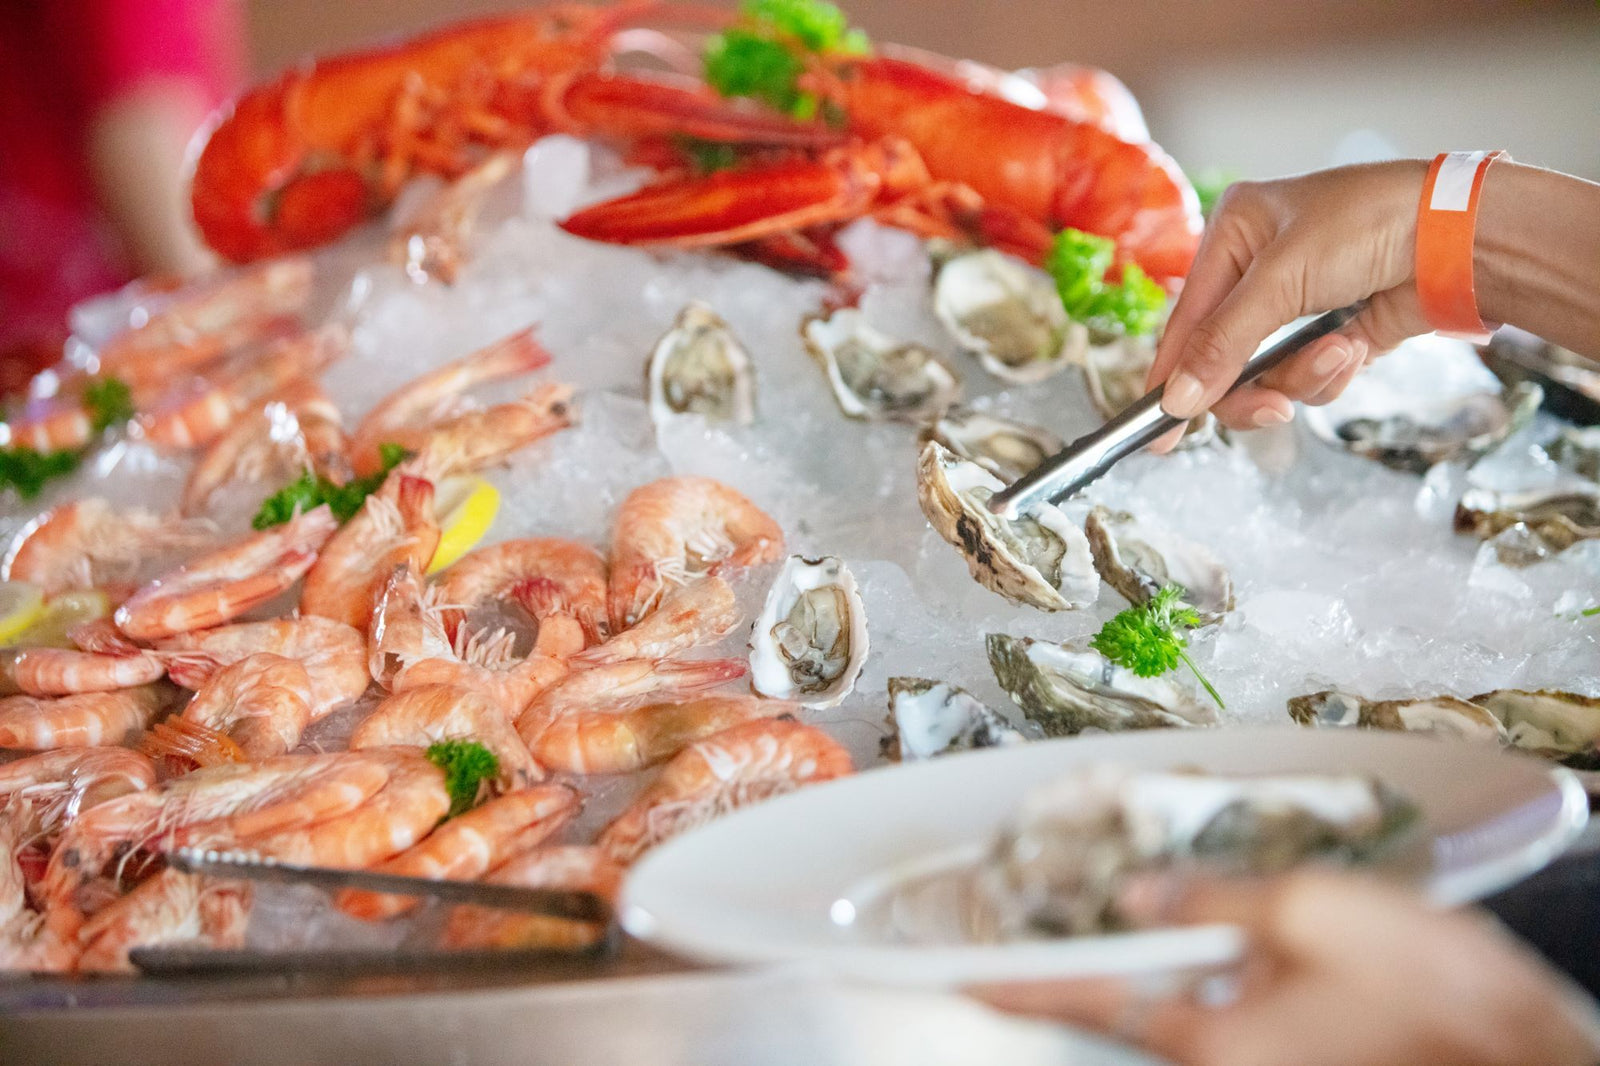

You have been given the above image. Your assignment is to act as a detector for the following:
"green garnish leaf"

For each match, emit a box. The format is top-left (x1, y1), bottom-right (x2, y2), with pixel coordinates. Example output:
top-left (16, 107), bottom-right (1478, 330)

top-left (1091, 584), bottom-right (1224, 710)
top-left (0, 447), bottom-right (82, 500)
top-left (1583, 605), bottom-right (1600, 618)
top-left (376, 442), bottom-right (413, 471)
top-left (703, 0), bottom-right (867, 118)
top-left (251, 443), bottom-right (409, 530)
top-left (83, 376), bottom-right (134, 434)
top-left (1046, 228), bottom-right (1167, 338)
top-left (426, 739), bottom-right (500, 817)
top-left (704, 30), bottom-right (810, 115)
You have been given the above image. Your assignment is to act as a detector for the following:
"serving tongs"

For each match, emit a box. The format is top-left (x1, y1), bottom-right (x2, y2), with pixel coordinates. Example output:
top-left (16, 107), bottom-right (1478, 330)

top-left (987, 303), bottom-right (1367, 517)
top-left (128, 847), bottom-right (618, 976)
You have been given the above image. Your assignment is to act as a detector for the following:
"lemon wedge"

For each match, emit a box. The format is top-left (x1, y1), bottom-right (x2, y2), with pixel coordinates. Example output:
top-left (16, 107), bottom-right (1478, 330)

top-left (429, 477), bottom-right (499, 574)
top-left (0, 582), bottom-right (46, 646)
top-left (14, 588), bottom-right (112, 648)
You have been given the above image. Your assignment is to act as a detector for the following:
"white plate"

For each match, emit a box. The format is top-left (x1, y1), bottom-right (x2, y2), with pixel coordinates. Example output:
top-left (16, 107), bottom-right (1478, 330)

top-left (622, 728), bottom-right (1588, 988)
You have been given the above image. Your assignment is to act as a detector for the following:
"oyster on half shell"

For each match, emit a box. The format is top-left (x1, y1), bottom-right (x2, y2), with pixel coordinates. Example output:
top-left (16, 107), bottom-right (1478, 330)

top-left (800, 307), bottom-right (962, 422)
top-left (1454, 484), bottom-right (1600, 553)
top-left (933, 250), bottom-right (1086, 383)
top-left (1304, 382), bottom-right (1542, 474)
top-left (646, 302), bottom-right (756, 428)
top-left (1470, 689), bottom-right (1600, 769)
top-left (918, 406), bottom-right (1064, 484)
top-left (748, 555), bottom-right (868, 710)
top-left (1084, 506), bottom-right (1233, 624)
top-left (1287, 690), bottom-right (1506, 744)
top-left (882, 676), bottom-right (1025, 761)
top-left (986, 634), bottom-right (1217, 736)
top-left (916, 441), bottom-right (1099, 611)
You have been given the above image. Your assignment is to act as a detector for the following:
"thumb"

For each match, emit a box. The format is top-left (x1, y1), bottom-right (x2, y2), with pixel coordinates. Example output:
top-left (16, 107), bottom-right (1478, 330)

top-left (1342, 283), bottom-right (1430, 357)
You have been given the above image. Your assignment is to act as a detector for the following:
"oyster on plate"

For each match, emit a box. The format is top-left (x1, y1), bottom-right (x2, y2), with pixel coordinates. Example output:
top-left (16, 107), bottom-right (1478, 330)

top-left (1303, 382), bottom-right (1542, 474)
top-left (1083, 506), bottom-right (1233, 623)
top-left (748, 555), bottom-right (868, 710)
top-left (1470, 689), bottom-right (1600, 770)
top-left (933, 250), bottom-right (1086, 383)
top-left (882, 677), bottom-right (1025, 761)
top-left (1454, 484), bottom-right (1600, 552)
top-left (645, 302), bottom-right (756, 428)
top-left (1083, 337), bottom-right (1216, 449)
top-left (916, 441), bottom-right (1098, 610)
top-left (800, 308), bottom-right (961, 422)
top-left (1287, 690), bottom-right (1505, 744)
top-left (971, 764), bottom-right (1420, 939)
top-left (986, 634), bottom-right (1217, 736)
top-left (919, 406), bottom-right (1063, 484)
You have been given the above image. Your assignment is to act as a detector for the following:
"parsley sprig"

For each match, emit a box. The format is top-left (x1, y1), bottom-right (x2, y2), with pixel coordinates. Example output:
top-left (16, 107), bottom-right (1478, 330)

top-left (1091, 584), bottom-right (1224, 709)
top-left (426, 739), bottom-right (500, 817)
top-left (0, 374), bottom-right (133, 499)
top-left (703, 0), bottom-right (868, 119)
top-left (1045, 228), bottom-right (1166, 338)
top-left (251, 443), bottom-right (410, 530)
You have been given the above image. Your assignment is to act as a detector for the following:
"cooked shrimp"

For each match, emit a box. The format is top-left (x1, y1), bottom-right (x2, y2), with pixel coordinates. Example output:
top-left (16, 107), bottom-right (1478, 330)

top-left (0, 748), bottom-right (156, 841)
top-left (76, 869), bottom-right (251, 973)
top-left (3, 498), bottom-right (214, 597)
top-left (607, 477), bottom-right (783, 630)
top-left (301, 473), bottom-right (440, 630)
top-left (180, 378), bottom-right (351, 516)
top-left (143, 653), bottom-right (314, 766)
top-left (435, 538), bottom-right (609, 649)
top-left (350, 684), bottom-right (542, 790)
top-left (517, 657), bottom-right (746, 726)
top-left (5, 390), bottom-right (104, 453)
top-left (9, 645), bottom-right (166, 697)
top-left (0, 810), bottom-right (80, 972)
top-left (390, 150), bottom-right (520, 285)
top-left (526, 696), bottom-right (793, 776)
top-left (348, 328), bottom-right (552, 475)
top-left (441, 845), bottom-right (621, 952)
top-left (403, 383), bottom-right (577, 481)
top-left (598, 718), bottom-right (852, 865)
top-left (115, 505), bottom-right (338, 641)
top-left (158, 615), bottom-right (369, 720)
top-left (240, 748), bottom-right (450, 870)
top-left (572, 575), bottom-right (739, 667)
top-left (0, 686), bottom-right (166, 750)
top-left (135, 323), bottom-right (349, 451)
top-left (367, 563), bottom-right (453, 686)
top-left (337, 783), bottom-right (578, 921)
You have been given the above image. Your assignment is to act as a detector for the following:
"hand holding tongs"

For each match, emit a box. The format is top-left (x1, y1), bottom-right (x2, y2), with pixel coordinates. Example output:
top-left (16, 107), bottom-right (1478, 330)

top-left (987, 303), bottom-right (1367, 518)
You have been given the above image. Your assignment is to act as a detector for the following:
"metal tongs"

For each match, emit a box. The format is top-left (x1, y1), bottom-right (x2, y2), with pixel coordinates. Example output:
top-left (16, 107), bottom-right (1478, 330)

top-left (987, 303), bottom-right (1367, 517)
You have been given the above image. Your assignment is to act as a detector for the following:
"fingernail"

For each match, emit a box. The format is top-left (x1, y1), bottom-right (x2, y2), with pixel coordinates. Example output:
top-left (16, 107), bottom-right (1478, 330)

top-left (1253, 405), bottom-right (1293, 427)
top-left (1310, 340), bottom-right (1350, 376)
top-left (1161, 373), bottom-right (1204, 418)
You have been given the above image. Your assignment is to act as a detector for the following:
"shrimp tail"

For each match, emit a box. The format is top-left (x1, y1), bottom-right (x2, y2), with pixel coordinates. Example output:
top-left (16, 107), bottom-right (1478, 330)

top-left (139, 718), bottom-right (250, 768)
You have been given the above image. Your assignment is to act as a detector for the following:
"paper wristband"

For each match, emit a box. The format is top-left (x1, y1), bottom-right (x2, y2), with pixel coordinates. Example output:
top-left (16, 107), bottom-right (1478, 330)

top-left (1415, 150), bottom-right (1508, 342)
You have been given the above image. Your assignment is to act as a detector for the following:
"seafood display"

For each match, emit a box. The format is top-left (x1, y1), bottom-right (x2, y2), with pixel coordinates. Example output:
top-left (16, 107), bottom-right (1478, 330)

top-left (882, 677), bottom-right (1023, 760)
top-left (987, 635), bottom-right (1217, 736)
top-left (646, 303), bottom-right (758, 430)
top-left (748, 555), bottom-right (869, 709)
top-left (1303, 376), bottom-right (1542, 474)
top-left (801, 309), bottom-right (961, 421)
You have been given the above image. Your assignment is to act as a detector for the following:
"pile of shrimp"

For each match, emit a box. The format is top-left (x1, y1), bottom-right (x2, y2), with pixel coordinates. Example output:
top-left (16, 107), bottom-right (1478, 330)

top-left (0, 281), bottom-right (853, 973)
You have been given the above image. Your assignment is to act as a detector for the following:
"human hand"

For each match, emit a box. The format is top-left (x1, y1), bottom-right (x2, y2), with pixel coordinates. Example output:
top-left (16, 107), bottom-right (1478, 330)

top-left (969, 871), bottom-right (1600, 1066)
top-left (1149, 162), bottom-right (1436, 440)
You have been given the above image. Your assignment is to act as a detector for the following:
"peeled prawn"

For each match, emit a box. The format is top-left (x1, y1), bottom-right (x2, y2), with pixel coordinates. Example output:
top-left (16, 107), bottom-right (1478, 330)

top-left (337, 783), bottom-right (578, 921)
top-left (435, 537), bottom-right (609, 649)
top-left (115, 505), bottom-right (339, 641)
top-left (441, 845), bottom-right (621, 952)
top-left (350, 684), bottom-right (542, 790)
top-left (142, 653), bottom-right (314, 765)
top-left (158, 615), bottom-right (369, 720)
top-left (3, 498), bottom-right (213, 597)
top-left (9, 645), bottom-right (165, 697)
top-left (598, 718), bottom-right (851, 864)
top-left (572, 575), bottom-right (738, 666)
top-left (76, 869), bottom-right (251, 973)
top-left (607, 477), bottom-right (783, 630)
top-left (301, 472), bottom-right (440, 630)
top-left (0, 686), bottom-right (166, 750)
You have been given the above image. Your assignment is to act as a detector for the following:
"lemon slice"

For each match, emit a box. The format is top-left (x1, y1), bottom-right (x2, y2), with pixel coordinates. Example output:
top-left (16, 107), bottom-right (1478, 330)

top-left (15, 588), bottom-right (112, 648)
top-left (429, 477), bottom-right (499, 574)
top-left (0, 582), bottom-right (46, 646)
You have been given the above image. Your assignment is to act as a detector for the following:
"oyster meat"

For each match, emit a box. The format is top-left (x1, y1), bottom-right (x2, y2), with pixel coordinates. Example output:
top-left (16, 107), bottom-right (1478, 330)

top-left (919, 406), bottom-right (1063, 484)
top-left (749, 555), bottom-right (868, 709)
top-left (916, 441), bottom-right (1099, 610)
top-left (933, 250), bottom-right (1086, 383)
top-left (986, 634), bottom-right (1217, 735)
top-left (883, 677), bottom-right (1025, 761)
top-left (1303, 382), bottom-right (1542, 474)
top-left (1084, 506), bottom-right (1233, 623)
top-left (801, 308), bottom-right (961, 422)
top-left (1470, 689), bottom-right (1600, 769)
top-left (972, 764), bottom-right (1419, 939)
top-left (646, 302), bottom-right (756, 428)
top-left (1454, 484), bottom-right (1600, 553)
top-left (1083, 337), bottom-right (1216, 449)
top-left (1287, 690), bottom-right (1505, 744)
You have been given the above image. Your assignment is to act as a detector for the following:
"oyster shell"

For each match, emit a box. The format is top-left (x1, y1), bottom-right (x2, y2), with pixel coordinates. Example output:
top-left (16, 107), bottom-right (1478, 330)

top-left (1546, 425), bottom-right (1600, 482)
top-left (748, 555), bottom-right (868, 709)
top-left (646, 302), bottom-right (756, 428)
top-left (1083, 337), bottom-right (1216, 449)
top-left (972, 764), bottom-right (1419, 939)
top-left (933, 250), bottom-right (1086, 383)
top-left (800, 308), bottom-right (961, 422)
top-left (1454, 484), bottom-right (1600, 552)
top-left (919, 406), bottom-right (1063, 484)
top-left (882, 676), bottom-right (1025, 761)
top-left (1084, 506), bottom-right (1233, 623)
top-left (1303, 382), bottom-right (1542, 474)
top-left (916, 441), bottom-right (1098, 610)
top-left (1470, 689), bottom-right (1600, 769)
top-left (986, 634), bottom-right (1217, 735)
top-left (1287, 690), bottom-right (1505, 744)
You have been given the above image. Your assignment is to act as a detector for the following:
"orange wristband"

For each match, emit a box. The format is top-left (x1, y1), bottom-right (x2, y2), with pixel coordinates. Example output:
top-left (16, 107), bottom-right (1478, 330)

top-left (1415, 150), bottom-right (1508, 342)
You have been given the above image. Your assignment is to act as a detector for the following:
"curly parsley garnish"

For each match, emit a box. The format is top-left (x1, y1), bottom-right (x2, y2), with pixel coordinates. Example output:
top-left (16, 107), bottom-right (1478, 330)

top-left (426, 739), bottom-right (500, 817)
top-left (1046, 228), bottom-right (1166, 338)
top-left (1091, 584), bottom-right (1224, 709)
top-left (251, 443), bottom-right (411, 530)
top-left (703, 0), bottom-right (868, 119)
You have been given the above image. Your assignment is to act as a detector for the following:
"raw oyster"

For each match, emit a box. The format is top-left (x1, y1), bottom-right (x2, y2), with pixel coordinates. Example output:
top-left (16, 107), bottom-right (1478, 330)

top-left (986, 634), bottom-right (1216, 735)
top-left (1303, 382), bottom-right (1542, 474)
top-left (1083, 506), bottom-right (1233, 623)
top-left (882, 677), bottom-right (1025, 761)
top-left (916, 441), bottom-right (1099, 610)
top-left (1083, 337), bottom-right (1216, 449)
top-left (1287, 690), bottom-right (1505, 744)
top-left (801, 308), bottom-right (961, 422)
top-left (646, 302), bottom-right (756, 428)
top-left (1454, 484), bottom-right (1600, 552)
top-left (919, 406), bottom-right (1063, 484)
top-left (748, 555), bottom-right (868, 710)
top-left (1470, 689), bottom-right (1600, 769)
top-left (933, 250), bottom-right (1086, 383)
top-left (1546, 425), bottom-right (1600, 482)
top-left (972, 764), bottom-right (1419, 939)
